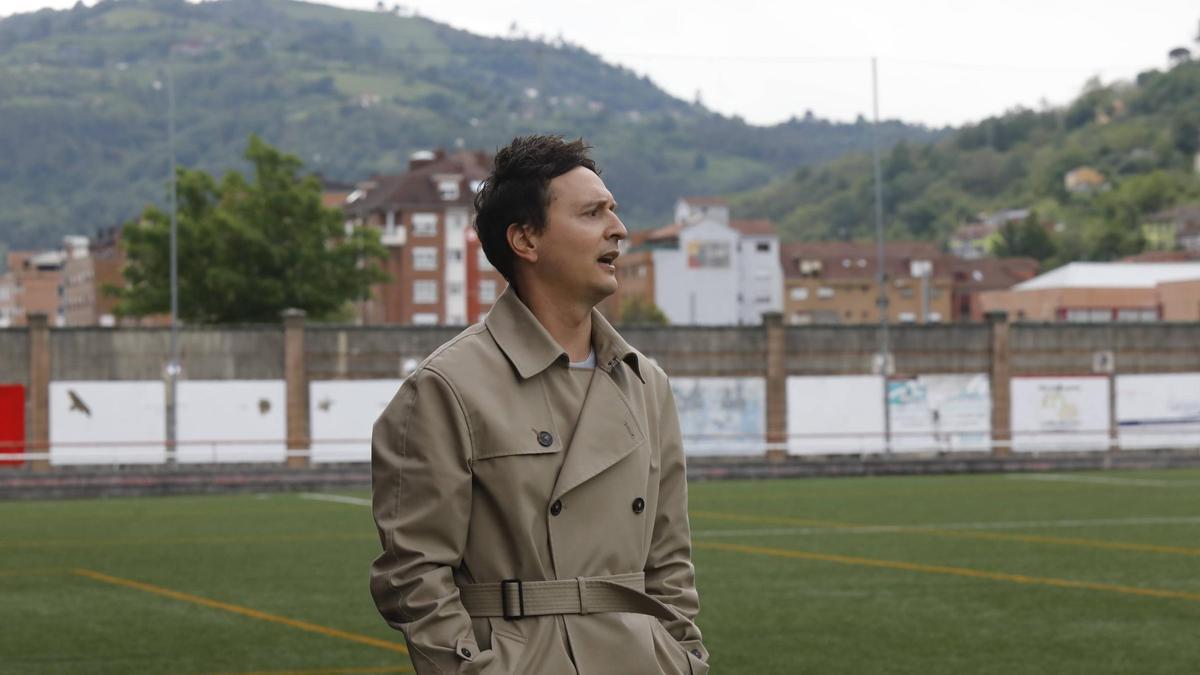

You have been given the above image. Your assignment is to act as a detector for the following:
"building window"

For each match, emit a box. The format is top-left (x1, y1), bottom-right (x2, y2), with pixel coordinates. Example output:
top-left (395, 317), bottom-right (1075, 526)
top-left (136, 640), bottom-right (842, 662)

top-left (1065, 308), bottom-right (1112, 323)
top-left (479, 279), bottom-right (497, 303)
top-left (447, 282), bottom-right (463, 296)
top-left (898, 312), bottom-right (916, 323)
top-left (816, 287), bottom-right (834, 299)
top-left (412, 247), bottom-right (438, 271)
top-left (756, 241), bottom-right (771, 253)
top-left (412, 213), bottom-right (438, 237)
top-left (413, 280), bottom-right (438, 304)
top-left (412, 312), bottom-right (438, 325)
top-left (477, 248), bottom-right (494, 271)
top-left (1117, 308), bottom-right (1158, 322)
top-left (438, 179), bottom-right (460, 201)
top-left (790, 287), bottom-right (809, 301)
top-left (446, 211), bottom-right (468, 231)
top-left (798, 259), bottom-right (822, 277)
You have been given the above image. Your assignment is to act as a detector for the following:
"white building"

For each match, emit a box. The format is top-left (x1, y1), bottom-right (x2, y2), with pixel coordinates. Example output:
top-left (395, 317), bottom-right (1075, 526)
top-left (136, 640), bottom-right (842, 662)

top-left (627, 197), bottom-right (783, 325)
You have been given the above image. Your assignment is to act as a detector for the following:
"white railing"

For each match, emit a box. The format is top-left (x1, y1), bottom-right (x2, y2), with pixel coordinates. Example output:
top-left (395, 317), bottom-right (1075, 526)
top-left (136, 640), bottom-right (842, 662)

top-left (2, 427), bottom-right (1197, 466)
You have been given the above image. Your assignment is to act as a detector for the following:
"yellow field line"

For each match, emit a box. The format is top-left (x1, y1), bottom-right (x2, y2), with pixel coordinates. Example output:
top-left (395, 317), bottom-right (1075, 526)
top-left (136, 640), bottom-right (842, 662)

top-left (691, 510), bottom-right (1200, 557)
top-left (72, 568), bottom-right (408, 656)
top-left (206, 666), bottom-right (413, 675)
top-left (695, 541), bottom-right (1200, 603)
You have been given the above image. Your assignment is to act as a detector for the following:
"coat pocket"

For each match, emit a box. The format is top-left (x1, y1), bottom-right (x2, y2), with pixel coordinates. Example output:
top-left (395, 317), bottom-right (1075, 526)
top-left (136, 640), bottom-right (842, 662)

top-left (474, 427), bottom-right (563, 461)
top-left (648, 618), bottom-right (694, 675)
top-left (481, 626), bottom-right (528, 675)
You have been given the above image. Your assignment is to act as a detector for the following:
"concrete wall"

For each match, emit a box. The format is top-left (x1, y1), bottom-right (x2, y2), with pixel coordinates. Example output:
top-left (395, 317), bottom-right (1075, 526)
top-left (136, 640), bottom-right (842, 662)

top-left (5, 318), bottom-right (1200, 468)
top-left (50, 327), bottom-right (285, 380)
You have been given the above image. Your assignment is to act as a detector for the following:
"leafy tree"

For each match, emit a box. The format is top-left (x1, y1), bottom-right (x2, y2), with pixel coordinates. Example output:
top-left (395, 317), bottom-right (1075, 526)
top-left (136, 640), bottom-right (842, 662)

top-left (117, 136), bottom-right (386, 323)
top-left (617, 296), bottom-right (669, 325)
top-left (991, 212), bottom-right (1057, 262)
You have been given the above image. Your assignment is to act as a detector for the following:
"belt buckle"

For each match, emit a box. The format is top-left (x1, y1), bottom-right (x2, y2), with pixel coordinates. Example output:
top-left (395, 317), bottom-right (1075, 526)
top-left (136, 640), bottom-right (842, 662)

top-left (500, 578), bottom-right (524, 620)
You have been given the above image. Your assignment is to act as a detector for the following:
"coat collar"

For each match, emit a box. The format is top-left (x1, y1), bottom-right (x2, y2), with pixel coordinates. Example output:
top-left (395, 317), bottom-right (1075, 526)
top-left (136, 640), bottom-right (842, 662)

top-left (485, 285), bottom-right (644, 383)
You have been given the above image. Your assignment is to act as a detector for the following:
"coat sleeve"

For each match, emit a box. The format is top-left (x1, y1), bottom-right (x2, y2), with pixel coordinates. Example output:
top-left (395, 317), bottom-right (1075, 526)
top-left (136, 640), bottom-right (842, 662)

top-left (644, 378), bottom-right (708, 663)
top-left (369, 366), bottom-right (495, 674)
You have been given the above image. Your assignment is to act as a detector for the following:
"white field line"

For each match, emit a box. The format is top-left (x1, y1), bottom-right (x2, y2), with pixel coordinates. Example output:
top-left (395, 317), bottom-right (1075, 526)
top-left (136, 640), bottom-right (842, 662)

top-left (692, 515), bottom-right (1200, 538)
top-left (299, 492), bottom-right (372, 507)
top-left (295, 491), bottom-right (1200, 536)
top-left (1005, 473), bottom-right (1198, 487)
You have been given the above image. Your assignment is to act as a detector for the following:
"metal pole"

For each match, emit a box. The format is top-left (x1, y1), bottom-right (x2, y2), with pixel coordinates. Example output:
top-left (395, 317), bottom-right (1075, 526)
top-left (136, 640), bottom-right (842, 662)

top-left (871, 56), bottom-right (892, 454)
top-left (166, 53), bottom-right (179, 464)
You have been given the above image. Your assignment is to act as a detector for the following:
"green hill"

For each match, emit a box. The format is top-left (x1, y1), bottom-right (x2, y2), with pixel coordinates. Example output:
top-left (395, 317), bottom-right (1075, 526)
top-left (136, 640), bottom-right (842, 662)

top-left (0, 0), bottom-right (943, 251)
top-left (732, 57), bottom-right (1200, 264)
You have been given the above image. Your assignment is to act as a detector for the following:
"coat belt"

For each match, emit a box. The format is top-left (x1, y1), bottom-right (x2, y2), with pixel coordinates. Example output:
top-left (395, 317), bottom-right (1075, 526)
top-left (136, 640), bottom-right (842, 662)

top-left (457, 572), bottom-right (678, 622)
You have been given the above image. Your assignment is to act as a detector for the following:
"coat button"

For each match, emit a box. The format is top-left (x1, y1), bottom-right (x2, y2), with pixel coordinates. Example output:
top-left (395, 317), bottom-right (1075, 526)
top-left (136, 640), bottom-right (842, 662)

top-left (550, 499), bottom-right (563, 516)
top-left (461, 647), bottom-right (472, 658)
top-left (537, 431), bottom-right (554, 447)
top-left (691, 649), bottom-right (702, 658)
top-left (632, 497), bottom-right (645, 514)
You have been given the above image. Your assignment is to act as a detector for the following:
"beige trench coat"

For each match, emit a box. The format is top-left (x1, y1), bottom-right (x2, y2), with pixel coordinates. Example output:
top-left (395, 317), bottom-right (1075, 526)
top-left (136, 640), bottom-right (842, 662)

top-left (370, 287), bottom-right (707, 675)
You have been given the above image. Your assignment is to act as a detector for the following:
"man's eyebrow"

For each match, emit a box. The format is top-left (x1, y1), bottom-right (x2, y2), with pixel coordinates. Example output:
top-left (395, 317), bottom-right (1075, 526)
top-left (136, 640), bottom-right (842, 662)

top-left (581, 197), bottom-right (617, 211)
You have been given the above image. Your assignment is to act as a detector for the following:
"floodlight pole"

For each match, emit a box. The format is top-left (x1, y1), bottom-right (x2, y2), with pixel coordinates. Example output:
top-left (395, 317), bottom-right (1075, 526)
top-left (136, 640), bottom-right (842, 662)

top-left (166, 53), bottom-right (180, 464)
top-left (871, 56), bottom-right (892, 454)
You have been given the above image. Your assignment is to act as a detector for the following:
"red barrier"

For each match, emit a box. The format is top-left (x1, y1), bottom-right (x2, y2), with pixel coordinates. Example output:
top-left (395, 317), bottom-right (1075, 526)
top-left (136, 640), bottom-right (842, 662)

top-left (0, 384), bottom-right (25, 466)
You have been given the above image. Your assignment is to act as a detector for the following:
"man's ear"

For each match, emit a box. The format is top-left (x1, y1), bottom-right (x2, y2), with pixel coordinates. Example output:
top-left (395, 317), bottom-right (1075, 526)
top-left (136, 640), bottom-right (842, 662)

top-left (507, 223), bottom-right (538, 264)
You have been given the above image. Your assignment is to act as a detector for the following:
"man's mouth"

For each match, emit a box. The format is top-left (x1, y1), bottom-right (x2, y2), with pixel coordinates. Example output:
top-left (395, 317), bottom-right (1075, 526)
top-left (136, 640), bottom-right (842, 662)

top-left (597, 251), bottom-right (619, 271)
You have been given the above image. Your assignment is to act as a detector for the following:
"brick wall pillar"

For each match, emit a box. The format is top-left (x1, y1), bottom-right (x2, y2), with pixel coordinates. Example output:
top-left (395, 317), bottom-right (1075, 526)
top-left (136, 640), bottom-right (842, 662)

top-left (764, 312), bottom-right (787, 461)
top-left (283, 309), bottom-right (309, 468)
top-left (987, 311), bottom-right (1011, 457)
top-left (28, 313), bottom-right (50, 471)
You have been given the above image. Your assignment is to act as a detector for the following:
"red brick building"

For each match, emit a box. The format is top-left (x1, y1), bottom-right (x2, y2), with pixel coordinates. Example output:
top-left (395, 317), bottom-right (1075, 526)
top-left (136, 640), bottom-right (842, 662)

top-left (346, 150), bottom-right (506, 325)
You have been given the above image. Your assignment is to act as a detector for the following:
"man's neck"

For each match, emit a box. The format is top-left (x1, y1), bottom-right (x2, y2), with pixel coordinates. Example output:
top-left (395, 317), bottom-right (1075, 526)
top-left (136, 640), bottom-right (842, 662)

top-left (514, 284), bottom-right (594, 363)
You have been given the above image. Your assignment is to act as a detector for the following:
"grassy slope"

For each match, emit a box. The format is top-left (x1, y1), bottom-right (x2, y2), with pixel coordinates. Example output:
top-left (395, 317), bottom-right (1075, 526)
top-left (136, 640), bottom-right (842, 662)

top-left (0, 0), bottom-right (943, 250)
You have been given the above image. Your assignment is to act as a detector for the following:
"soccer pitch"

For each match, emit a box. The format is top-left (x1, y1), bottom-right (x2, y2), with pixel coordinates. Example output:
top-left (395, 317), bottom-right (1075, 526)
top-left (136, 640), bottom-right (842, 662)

top-left (3, 469), bottom-right (1199, 674)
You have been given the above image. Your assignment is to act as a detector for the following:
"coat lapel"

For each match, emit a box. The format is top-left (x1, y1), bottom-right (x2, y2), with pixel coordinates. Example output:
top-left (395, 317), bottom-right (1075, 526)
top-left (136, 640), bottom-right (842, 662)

top-left (550, 367), bottom-right (646, 502)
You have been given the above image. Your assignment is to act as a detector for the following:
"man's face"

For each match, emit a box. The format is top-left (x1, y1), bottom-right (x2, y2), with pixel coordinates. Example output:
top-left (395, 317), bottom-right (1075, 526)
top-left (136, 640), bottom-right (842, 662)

top-left (530, 166), bottom-right (627, 305)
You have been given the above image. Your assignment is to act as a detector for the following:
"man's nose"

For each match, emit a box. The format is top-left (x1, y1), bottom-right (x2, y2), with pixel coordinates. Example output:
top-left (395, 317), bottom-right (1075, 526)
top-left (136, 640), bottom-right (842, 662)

top-left (609, 213), bottom-right (628, 241)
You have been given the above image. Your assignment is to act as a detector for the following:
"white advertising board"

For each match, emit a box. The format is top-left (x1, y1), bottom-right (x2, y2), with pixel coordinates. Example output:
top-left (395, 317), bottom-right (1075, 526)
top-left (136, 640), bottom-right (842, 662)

top-left (177, 380), bottom-right (287, 463)
top-left (50, 381), bottom-right (165, 465)
top-left (1116, 373), bottom-right (1200, 450)
top-left (670, 377), bottom-right (765, 455)
top-left (310, 379), bottom-right (405, 463)
top-left (1011, 376), bottom-right (1110, 452)
top-left (888, 374), bottom-right (991, 453)
top-left (787, 375), bottom-right (885, 455)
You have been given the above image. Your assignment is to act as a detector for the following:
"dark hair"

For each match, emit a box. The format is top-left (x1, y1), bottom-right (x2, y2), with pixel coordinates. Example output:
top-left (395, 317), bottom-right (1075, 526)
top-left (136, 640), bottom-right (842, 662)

top-left (473, 135), bottom-right (599, 284)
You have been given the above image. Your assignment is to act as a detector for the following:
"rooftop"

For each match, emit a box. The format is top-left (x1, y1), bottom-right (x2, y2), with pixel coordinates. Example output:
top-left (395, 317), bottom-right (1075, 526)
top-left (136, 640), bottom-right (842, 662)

top-left (1014, 262), bottom-right (1200, 290)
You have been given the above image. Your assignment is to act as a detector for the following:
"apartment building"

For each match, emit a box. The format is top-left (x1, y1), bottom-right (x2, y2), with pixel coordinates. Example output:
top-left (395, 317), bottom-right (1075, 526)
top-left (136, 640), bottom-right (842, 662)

top-left (780, 241), bottom-right (952, 325)
top-left (0, 249), bottom-right (67, 327)
top-left (345, 149), bottom-right (506, 325)
top-left (607, 197), bottom-right (783, 325)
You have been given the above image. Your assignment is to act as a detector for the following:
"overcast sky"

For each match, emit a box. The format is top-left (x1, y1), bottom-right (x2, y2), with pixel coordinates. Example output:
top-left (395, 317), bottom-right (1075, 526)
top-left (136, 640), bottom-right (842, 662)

top-left (4, 0), bottom-right (1198, 127)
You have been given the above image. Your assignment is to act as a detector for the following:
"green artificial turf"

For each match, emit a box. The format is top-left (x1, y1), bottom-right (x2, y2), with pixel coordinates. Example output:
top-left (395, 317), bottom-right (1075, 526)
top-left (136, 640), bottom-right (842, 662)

top-left (2, 469), bottom-right (1199, 674)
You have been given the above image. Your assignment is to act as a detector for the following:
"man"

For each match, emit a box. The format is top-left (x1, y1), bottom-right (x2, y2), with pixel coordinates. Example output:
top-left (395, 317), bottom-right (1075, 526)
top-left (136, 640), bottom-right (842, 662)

top-left (370, 135), bottom-right (707, 674)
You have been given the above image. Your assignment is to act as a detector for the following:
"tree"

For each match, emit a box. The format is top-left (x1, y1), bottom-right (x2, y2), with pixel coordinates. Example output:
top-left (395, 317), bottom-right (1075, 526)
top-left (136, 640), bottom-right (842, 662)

top-left (617, 296), bottom-right (669, 325)
top-left (991, 212), bottom-right (1057, 262)
top-left (117, 135), bottom-right (386, 323)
